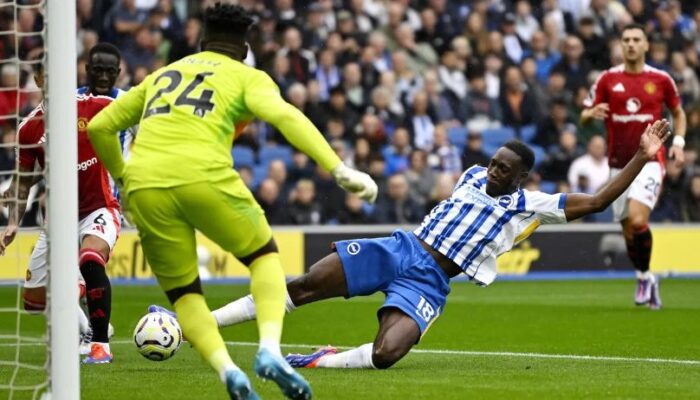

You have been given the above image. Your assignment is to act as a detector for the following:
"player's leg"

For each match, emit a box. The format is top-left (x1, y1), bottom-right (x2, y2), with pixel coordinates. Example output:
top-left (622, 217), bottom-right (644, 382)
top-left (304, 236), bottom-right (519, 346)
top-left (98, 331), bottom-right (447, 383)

top-left (175, 181), bottom-right (310, 399)
top-left (212, 252), bottom-right (350, 328)
top-left (619, 162), bottom-right (663, 308)
top-left (128, 187), bottom-right (256, 398)
top-left (22, 231), bottom-right (48, 312)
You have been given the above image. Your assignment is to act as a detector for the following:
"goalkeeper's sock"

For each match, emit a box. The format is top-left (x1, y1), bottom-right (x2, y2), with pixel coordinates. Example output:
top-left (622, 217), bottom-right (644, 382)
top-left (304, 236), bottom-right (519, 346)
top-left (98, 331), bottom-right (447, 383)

top-left (212, 292), bottom-right (296, 328)
top-left (315, 343), bottom-right (375, 369)
top-left (79, 249), bottom-right (111, 343)
top-left (174, 293), bottom-right (238, 381)
top-left (249, 253), bottom-right (286, 358)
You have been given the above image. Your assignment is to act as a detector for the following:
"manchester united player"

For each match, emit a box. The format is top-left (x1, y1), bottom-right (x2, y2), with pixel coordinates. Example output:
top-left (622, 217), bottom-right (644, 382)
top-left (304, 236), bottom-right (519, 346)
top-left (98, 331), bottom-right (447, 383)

top-left (0, 58), bottom-right (121, 364)
top-left (582, 23), bottom-right (687, 309)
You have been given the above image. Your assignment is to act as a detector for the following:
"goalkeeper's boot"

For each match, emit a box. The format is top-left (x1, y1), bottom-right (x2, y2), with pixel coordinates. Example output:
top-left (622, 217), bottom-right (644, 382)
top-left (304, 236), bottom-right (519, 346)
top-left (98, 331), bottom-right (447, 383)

top-left (286, 346), bottom-right (338, 368)
top-left (255, 348), bottom-right (312, 400)
top-left (224, 369), bottom-right (259, 400)
top-left (648, 277), bottom-right (662, 310)
top-left (148, 304), bottom-right (177, 318)
top-left (634, 278), bottom-right (652, 305)
top-left (82, 343), bottom-right (112, 364)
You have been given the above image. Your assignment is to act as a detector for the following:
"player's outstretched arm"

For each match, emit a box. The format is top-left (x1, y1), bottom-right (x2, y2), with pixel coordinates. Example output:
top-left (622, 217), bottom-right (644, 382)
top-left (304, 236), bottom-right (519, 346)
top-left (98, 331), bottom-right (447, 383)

top-left (0, 166), bottom-right (35, 255)
top-left (87, 84), bottom-right (147, 182)
top-left (563, 119), bottom-right (671, 222)
top-left (244, 72), bottom-right (377, 202)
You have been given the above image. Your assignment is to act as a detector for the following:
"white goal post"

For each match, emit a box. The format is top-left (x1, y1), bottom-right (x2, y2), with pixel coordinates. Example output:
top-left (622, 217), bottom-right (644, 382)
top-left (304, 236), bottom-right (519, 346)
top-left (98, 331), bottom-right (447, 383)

top-left (46, 0), bottom-right (78, 398)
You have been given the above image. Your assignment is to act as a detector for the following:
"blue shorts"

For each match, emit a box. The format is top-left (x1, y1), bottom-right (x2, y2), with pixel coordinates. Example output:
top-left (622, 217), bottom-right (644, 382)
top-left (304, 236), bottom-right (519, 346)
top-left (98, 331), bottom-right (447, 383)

top-left (335, 230), bottom-right (450, 336)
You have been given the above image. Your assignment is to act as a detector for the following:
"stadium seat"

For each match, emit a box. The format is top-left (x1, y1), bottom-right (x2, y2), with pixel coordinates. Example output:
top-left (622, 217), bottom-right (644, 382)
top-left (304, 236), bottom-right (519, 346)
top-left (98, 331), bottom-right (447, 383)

top-left (259, 145), bottom-right (293, 167)
top-left (539, 180), bottom-right (557, 194)
top-left (519, 124), bottom-right (537, 143)
top-left (231, 146), bottom-right (255, 168)
top-left (481, 127), bottom-right (516, 149)
top-left (447, 126), bottom-right (468, 150)
top-left (529, 144), bottom-right (546, 168)
top-left (251, 164), bottom-right (268, 189)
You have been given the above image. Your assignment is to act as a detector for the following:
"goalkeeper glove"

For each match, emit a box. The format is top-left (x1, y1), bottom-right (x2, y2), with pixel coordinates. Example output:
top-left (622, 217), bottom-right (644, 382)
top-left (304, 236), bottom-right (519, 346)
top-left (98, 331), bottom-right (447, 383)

top-left (331, 163), bottom-right (378, 203)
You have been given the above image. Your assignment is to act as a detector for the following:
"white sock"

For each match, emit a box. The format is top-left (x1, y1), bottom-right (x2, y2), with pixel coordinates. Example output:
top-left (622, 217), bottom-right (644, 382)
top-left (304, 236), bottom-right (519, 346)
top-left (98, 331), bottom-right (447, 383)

top-left (636, 270), bottom-right (653, 280)
top-left (315, 343), bottom-right (375, 369)
top-left (213, 293), bottom-right (296, 328)
top-left (259, 339), bottom-right (282, 358)
top-left (217, 359), bottom-right (241, 383)
top-left (78, 304), bottom-right (90, 335)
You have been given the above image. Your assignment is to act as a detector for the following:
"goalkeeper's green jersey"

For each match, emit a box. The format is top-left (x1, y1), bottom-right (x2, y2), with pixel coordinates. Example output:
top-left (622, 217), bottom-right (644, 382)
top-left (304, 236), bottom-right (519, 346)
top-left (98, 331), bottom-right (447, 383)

top-left (88, 51), bottom-right (341, 193)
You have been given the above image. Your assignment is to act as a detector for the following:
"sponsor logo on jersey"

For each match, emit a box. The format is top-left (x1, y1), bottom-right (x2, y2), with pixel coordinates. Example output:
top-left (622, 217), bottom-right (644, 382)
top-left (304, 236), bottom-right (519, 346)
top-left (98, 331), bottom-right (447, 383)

top-left (346, 242), bottom-right (361, 255)
top-left (611, 113), bottom-right (654, 123)
top-left (612, 82), bottom-right (625, 92)
top-left (644, 82), bottom-right (656, 95)
top-left (78, 157), bottom-right (98, 171)
top-left (77, 117), bottom-right (88, 130)
top-left (626, 97), bottom-right (641, 113)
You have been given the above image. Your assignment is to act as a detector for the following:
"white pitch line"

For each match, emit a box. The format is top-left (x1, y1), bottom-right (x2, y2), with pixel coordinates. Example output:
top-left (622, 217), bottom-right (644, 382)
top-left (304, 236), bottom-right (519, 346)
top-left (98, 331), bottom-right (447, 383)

top-left (3, 339), bottom-right (697, 366)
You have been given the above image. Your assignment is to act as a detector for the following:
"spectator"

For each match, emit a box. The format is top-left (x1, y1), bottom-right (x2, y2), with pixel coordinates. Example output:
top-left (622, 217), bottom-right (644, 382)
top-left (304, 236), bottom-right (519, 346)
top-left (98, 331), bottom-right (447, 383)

top-left (247, 10), bottom-right (280, 72)
top-left (123, 26), bottom-right (155, 71)
top-left (366, 86), bottom-right (402, 134)
top-left (670, 52), bottom-right (700, 104)
top-left (552, 35), bottom-right (592, 92)
top-left (437, 48), bottom-right (467, 104)
top-left (527, 30), bottom-right (561, 85)
top-left (539, 130), bottom-right (584, 183)
top-left (313, 164), bottom-right (346, 222)
top-left (286, 179), bottom-right (324, 225)
top-left (567, 135), bottom-right (610, 193)
top-left (404, 149), bottom-right (436, 207)
top-left (461, 130), bottom-right (491, 169)
top-left (342, 62), bottom-right (367, 112)
top-left (358, 46), bottom-right (381, 92)
top-left (0, 127), bottom-right (15, 179)
top-left (322, 86), bottom-right (360, 134)
top-left (394, 23), bottom-right (438, 74)
top-left (149, 0), bottom-right (183, 43)
top-left (461, 67), bottom-right (502, 130)
top-left (514, 0), bottom-right (540, 43)
top-left (357, 113), bottom-right (386, 145)
top-left (655, 3), bottom-right (685, 53)
top-left (484, 53), bottom-right (503, 99)
top-left (416, 7), bottom-right (447, 54)
top-left (277, 27), bottom-right (316, 84)
top-left (267, 159), bottom-right (292, 202)
top-left (368, 153), bottom-right (388, 195)
top-left (255, 178), bottom-right (287, 225)
top-left (374, 174), bottom-right (423, 224)
top-left (337, 193), bottom-right (375, 224)
top-left (391, 50), bottom-right (423, 106)
top-left (301, 4), bottom-right (328, 52)
top-left (534, 97), bottom-right (575, 148)
top-left (287, 151), bottom-right (315, 184)
top-left (368, 31), bottom-right (393, 73)
top-left (426, 173), bottom-right (456, 211)
top-left (577, 16), bottom-right (609, 70)
top-left (383, 126), bottom-right (412, 175)
top-left (111, 0), bottom-right (148, 51)
top-left (652, 159), bottom-right (687, 222)
top-left (682, 174), bottom-right (700, 222)
top-left (286, 82), bottom-right (323, 128)
top-left (406, 90), bottom-right (436, 151)
top-left (423, 69), bottom-right (458, 125)
top-left (351, 136), bottom-right (373, 173)
top-left (499, 65), bottom-right (538, 127)
top-left (429, 124), bottom-right (462, 178)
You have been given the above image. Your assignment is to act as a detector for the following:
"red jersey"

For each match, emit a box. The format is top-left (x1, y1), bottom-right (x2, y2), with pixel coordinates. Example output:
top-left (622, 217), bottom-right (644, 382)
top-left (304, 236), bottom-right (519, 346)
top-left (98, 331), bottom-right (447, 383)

top-left (584, 64), bottom-right (681, 168)
top-left (17, 94), bottom-right (120, 219)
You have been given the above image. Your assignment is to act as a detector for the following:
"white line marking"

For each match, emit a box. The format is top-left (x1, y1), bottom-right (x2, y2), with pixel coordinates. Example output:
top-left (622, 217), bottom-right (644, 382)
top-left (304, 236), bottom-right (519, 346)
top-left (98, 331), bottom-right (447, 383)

top-left (3, 339), bottom-right (697, 366)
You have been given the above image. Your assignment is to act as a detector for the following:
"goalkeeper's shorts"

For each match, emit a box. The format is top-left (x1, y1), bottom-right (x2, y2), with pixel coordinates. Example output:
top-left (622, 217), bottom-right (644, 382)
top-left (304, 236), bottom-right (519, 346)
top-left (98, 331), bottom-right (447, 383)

top-left (127, 178), bottom-right (272, 291)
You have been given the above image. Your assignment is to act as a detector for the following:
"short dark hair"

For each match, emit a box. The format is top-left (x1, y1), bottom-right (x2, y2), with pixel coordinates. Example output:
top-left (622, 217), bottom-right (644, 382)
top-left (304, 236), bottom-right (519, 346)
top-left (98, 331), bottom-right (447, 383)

top-left (621, 23), bottom-right (647, 38)
top-left (203, 3), bottom-right (253, 43)
top-left (88, 42), bottom-right (121, 64)
top-left (503, 140), bottom-right (535, 171)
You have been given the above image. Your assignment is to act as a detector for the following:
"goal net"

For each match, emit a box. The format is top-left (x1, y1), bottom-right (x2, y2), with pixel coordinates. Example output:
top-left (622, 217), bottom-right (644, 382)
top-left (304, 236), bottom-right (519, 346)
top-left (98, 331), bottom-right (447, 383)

top-left (0, 1), bottom-right (78, 399)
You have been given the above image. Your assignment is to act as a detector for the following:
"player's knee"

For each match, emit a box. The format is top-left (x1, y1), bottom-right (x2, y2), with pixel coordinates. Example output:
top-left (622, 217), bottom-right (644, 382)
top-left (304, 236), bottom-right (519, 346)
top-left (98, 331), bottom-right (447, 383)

top-left (371, 342), bottom-right (407, 369)
top-left (628, 216), bottom-right (649, 233)
top-left (23, 289), bottom-right (46, 313)
top-left (287, 275), bottom-right (314, 306)
top-left (165, 277), bottom-right (203, 304)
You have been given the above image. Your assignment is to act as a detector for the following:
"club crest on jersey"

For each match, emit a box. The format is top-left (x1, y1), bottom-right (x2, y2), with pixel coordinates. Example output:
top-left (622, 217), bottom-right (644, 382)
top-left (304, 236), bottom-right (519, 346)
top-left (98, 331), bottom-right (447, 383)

top-left (644, 82), bottom-right (656, 95)
top-left (625, 98), bottom-right (641, 113)
top-left (346, 242), bottom-right (361, 255)
top-left (77, 117), bottom-right (88, 130)
top-left (498, 195), bottom-right (513, 208)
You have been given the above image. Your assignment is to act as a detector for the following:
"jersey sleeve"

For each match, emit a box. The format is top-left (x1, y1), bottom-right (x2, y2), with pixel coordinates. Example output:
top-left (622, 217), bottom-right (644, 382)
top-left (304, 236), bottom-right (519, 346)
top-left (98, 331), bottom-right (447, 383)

top-left (583, 71), bottom-right (608, 108)
top-left (662, 73), bottom-right (681, 109)
top-left (525, 190), bottom-right (567, 225)
top-left (87, 83), bottom-right (147, 180)
top-left (16, 119), bottom-right (40, 170)
top-left (243, 70), bottom-right (341, 172)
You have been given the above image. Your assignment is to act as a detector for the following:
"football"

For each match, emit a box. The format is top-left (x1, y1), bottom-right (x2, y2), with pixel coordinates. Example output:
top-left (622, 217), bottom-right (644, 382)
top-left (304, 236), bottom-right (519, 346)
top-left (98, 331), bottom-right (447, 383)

top-left (133, 312), bottom-right (183, 361)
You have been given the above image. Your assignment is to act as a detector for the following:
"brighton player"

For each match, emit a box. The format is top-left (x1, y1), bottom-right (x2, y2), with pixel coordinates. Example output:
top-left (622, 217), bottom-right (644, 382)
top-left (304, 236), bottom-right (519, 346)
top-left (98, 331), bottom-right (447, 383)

top-left (0, 60), bottom-right (121, 364)
top-left (581, 24), bottom-right (686, 309)
top-left (87, 3), bottom-right (376, 399)
top-left (201, 120), bottom-right (670, 371)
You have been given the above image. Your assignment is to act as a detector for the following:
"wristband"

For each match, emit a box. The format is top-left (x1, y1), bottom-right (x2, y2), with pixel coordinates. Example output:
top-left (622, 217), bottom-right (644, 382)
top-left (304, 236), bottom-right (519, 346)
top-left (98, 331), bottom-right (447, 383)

top-left (672, 135), bottom-right (685, 148)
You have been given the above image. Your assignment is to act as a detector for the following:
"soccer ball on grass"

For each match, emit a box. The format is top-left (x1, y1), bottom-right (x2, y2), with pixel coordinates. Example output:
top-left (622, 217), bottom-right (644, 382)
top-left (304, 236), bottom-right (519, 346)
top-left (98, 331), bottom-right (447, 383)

top-left (133, 312), bottom-right (182, 361)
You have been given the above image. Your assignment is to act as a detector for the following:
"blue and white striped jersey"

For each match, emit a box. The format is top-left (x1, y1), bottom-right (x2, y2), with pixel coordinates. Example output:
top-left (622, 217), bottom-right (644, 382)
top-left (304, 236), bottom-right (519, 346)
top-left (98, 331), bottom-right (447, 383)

top-left (414, 165), bottom-right (567, 286)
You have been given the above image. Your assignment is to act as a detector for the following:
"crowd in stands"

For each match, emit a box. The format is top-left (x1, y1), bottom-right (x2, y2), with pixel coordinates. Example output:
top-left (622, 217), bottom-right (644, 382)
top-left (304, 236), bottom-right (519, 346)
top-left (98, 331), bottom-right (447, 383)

top-left (1, 0), bottom-right (700, 225)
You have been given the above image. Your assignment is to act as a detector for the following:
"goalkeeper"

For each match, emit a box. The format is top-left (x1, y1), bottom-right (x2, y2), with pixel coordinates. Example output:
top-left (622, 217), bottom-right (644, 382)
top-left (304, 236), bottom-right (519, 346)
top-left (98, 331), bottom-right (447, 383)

top-left (87, 3), bottom-right (376, 400)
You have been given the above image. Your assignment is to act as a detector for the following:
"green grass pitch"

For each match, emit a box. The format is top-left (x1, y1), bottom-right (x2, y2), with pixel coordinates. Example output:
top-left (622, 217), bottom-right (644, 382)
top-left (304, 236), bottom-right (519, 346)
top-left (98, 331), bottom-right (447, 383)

top-left (1, 279), bottom-right (699, 399)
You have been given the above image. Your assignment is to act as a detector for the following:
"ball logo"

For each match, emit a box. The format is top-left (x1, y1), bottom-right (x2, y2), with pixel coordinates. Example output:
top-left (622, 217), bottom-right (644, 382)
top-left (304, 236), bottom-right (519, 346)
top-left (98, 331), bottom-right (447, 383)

top-left (625, 97), bottom-right (641, 113)
top-left (498, 195), bottom-right (513, 208)
top-left (346, 242), bottom-right (361, 255)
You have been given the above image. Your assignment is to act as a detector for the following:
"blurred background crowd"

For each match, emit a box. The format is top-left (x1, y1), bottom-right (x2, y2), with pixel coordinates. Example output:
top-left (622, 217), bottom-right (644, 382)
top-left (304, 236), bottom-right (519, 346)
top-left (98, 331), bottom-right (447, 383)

top-left (1, 0), bottom-right (700, 226)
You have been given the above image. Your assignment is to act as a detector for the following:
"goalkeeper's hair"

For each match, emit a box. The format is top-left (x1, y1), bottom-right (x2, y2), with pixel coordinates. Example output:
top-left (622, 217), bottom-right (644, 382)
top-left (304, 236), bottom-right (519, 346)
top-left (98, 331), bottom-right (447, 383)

top-left (503, 140), bottom-right (535, 171)
top-left (88, 42), bottom-right (121, 64)
top-left (202, 2), bottom-right (254, 43)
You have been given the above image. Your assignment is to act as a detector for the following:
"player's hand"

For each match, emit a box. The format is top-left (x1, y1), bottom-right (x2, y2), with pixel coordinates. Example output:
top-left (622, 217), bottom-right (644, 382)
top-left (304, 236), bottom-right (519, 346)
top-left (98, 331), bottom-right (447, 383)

top-left (669, 143), bottom-right (686, 167)
top-left (331, 163), bottom-right (378, 203)
top-left (0, 224), bottom-right (18, 256)
top-left (586, 103), bottom-right (609, 120)
top-left (639, 119), bottom-right (671, 160)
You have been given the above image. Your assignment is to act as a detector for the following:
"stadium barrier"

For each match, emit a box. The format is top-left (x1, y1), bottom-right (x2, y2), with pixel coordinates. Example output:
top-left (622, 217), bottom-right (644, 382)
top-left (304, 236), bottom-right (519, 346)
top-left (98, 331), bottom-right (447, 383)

top-left (1, 224), bottom-right (699, 282)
